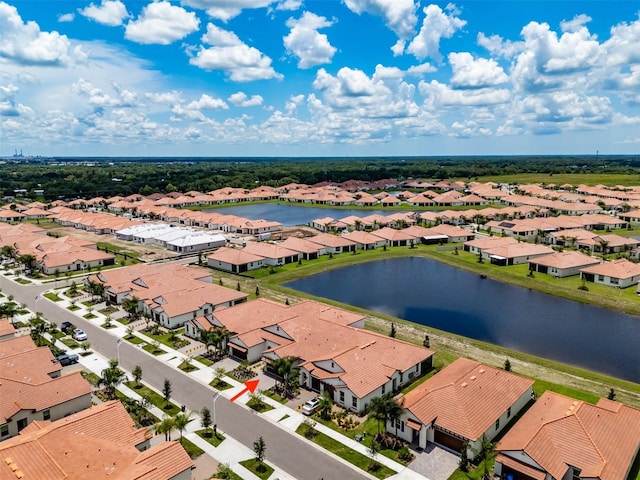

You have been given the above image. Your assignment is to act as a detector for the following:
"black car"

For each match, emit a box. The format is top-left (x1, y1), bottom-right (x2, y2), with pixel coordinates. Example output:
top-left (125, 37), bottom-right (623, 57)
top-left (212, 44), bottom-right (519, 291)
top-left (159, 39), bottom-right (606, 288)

top-left (55, 353), bottom-right (79, 366)
top-left (60, 321), bottom-right (73, 334)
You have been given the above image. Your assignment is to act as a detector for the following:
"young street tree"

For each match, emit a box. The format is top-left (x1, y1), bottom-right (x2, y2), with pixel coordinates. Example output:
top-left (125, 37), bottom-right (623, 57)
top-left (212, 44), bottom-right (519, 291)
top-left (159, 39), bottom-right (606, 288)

top-left (132, 365), bottom-right (143, 387)
top-left (98, 359), bottom-right (126, 400)
top-left (253, 436), bottom-right (266, 465)
top-left (163, 378), bottom-right (172, 407)
top-left (200, 407), bottom-right (212, 436)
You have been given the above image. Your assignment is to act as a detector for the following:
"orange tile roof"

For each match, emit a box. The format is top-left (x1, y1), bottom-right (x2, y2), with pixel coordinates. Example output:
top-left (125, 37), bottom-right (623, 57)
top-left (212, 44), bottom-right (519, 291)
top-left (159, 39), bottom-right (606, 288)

top-left (530, 251), bottom-right (600, 269)
top-left (207, 246), bottom-right (265, 265)
top-left (497, 391), bottom-right (640, 480)
top-left (402, 358), bottom-right (533, 441)
top-left (0, 401), bottom-right (193, 480)
top-left (580, 258), bottom-right (640, 279)
top-left (0, 320), bottom-right (15, 338)
top-left (1, 372), bottom-right (92, 424)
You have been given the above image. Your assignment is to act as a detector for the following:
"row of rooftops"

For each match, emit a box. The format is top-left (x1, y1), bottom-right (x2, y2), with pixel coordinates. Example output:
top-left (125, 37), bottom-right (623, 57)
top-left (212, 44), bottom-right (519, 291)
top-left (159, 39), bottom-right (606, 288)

top-left (0, 325), bottom-right (192, 480)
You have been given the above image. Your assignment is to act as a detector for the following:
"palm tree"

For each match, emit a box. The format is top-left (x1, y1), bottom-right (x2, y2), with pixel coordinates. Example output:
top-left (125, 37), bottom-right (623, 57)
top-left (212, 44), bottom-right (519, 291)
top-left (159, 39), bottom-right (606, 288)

top-left (369, 393), bottom-right (403, 446)
top-left (155, 416), bottom-right (175, 441)
top-left (270, 356), bottom-right (299, 398)
top-left (98, 359), bottom-right (126, 400)
top-left (122, 296), bottom-right (140, 320)
top-left (317, 392), bottom-right (333, 421)
top-left (132, 365), bottom-right (143, 387)
top-left (173, 411), bottom-right (192, 444)
top-left (369, 396), bottom-right (388, 438)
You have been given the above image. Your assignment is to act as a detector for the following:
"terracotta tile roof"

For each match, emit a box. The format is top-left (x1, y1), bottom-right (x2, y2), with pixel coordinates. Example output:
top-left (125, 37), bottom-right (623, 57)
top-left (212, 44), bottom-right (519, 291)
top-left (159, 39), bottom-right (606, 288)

top-left (530, 251), bottom-right (600, 269)
top-left (0, 320), bottom-right (15, 338)
top-left (580, 258), bottom-right (640, 279)
top-left (483, 243), bottom-right (554, 259)
top-left (341, 230), bottom-right (384, 245)
top-left (0, 346), bottom-right (59, 383)
top-left (402, 358), bottom-right (533, 441)
top-left (241, 242), bottom-right (299, 260)
top-left (279, 237), bottom-right (324, 254)
top-left (0, 372), bottom-right (92, 424)
top-left (370, 227), bottom-right (416, 242)
top-left (497, 391), bottom-right (640, 480)
top-left (207, 246), bottom-right (265, 265)
top-left (0, 401), bottom-right (192, 480)
top-left (0, 335), bottom-right (37, 356)
top-left (306, 232), bottom-right (357, 248)
top-left (463, 236), bottom-right (518, 250)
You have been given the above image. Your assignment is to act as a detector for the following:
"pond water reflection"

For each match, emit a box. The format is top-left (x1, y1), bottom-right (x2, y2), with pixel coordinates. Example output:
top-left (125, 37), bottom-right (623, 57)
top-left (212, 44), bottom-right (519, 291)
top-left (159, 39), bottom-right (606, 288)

top-left (285, 256), bottom-right (640, 383)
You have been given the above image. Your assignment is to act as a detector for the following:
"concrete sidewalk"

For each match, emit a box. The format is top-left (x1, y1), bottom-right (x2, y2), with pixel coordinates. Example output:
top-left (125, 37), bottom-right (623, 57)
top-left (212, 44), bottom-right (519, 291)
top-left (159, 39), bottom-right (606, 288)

top-left (35, 284), bottom-right (434, 480)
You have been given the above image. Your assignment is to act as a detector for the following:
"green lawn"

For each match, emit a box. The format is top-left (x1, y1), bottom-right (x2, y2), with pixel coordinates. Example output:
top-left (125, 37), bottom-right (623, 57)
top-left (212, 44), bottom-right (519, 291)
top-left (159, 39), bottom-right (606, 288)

top-left (43, 292), bottom-right (62, 301)
top-left (195, 429), bottom-right (226, 447)
top-left (80, 370), bottom-right (100, 387)
top-left (238, 459), bottom-right (274, 480)
top-left (448, 459), bottom-right (494, 480)
top-left (67, 305), bottom-right (81, 311)
top-left (209, 378), bottom-right (233, 390)
top-left (246, 396), bottom-right (274, 413)
top-left (142, 343), bottom-right (167, 356)
top-left (178, 360), bottom-right (199, 372)
top-left (533, 379), bottom-right (600, 404)
top-left (124, 334), bottom-right (144, 344)
top-left (295, 425), bottom-right (396, 479)
top-left (179, 438), bottom-right (204, 458)
top-left (124, 381), bottom-right (180, 416)
top-left (195, 355), bottom-right (213, 366)
top-left (83, 313), bottom-right (97, 319)
top-left (141, 327), bottom-right (189, 349)
top-left (263, 390), bottom-right (287, 404)
top-left (60, 338), bottom-right (80, 349)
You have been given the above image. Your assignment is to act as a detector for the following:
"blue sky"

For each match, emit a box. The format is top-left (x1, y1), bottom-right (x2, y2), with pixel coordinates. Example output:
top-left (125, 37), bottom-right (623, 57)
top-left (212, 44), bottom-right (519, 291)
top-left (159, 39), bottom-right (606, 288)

top-left (1, 0), bottom-right (639, 157)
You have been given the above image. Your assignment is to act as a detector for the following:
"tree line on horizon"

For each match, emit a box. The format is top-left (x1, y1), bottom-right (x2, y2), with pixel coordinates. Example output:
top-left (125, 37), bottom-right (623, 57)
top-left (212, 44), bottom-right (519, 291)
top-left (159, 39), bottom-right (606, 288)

top-left (1, 155), bottom-right (639, 201)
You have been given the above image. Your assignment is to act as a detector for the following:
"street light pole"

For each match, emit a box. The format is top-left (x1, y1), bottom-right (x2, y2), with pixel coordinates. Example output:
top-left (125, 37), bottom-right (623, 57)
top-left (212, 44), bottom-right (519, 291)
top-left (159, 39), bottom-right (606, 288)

top-left (212, 392), bottom-right (219, 430)
top-left (116, 338), bottom-right (122, 366)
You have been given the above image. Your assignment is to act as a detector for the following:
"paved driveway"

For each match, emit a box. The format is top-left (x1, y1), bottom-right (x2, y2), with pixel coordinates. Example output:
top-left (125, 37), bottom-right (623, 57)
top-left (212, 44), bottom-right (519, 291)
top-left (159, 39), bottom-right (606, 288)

top-left (408, 444), bottom-right (459, 480)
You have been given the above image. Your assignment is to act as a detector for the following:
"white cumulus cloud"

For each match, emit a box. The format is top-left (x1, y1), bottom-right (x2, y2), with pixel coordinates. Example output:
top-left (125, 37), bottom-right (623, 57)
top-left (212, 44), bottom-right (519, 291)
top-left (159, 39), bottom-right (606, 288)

top-left (79, 0), bottom-right (129, 27)
top-left (0, 1), bottom-right (81, 66)
top-left (448, 52), bottom-right (508, 88)
top-left (228, 91), bottom-right (264, 107)
top-left (125, 1), bottom-right (200, 45)
top-left (343, 0), bottom-right (417, 39)
top-left (58, 13), bottom-right (75, 23)
top-left (180, 0), bottom-right (277, 22)
top-left (284, 11), bottom-right (336, 68)
top-left (189, 23), bottom-right (282, 82)
top-left (406, 4), bottom-right (466, 62)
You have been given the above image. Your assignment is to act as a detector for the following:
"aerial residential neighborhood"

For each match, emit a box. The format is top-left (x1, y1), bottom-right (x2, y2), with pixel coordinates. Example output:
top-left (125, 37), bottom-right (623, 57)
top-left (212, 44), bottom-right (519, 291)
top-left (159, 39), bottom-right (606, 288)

top-left (1, 173), bottom-right (640, 480)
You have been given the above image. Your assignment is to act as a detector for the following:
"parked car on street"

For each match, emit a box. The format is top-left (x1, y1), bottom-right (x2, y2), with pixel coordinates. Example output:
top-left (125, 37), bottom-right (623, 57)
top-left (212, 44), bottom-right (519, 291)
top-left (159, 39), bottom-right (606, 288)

top-left (61, 321), bottom-right (73, 334)
top-left (73, 328), bottom-right (87, 341)
top-left (301, 397), bottom-right (321, 416)
top-left (55, 353), bottom-right (79, 366)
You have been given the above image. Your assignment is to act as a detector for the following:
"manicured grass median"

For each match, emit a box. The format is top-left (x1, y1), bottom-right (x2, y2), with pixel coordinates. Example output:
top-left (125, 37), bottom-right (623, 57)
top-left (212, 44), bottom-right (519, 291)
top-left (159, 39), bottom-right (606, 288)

top-left (180, 438), bottom-right (204, 458)
top-left (238, 459), bottom-right (274, 480)
top-left (295, 425), bottom-right (396, 479)
top-left (195, 429), bottom-right (225, 447)
top-left (124, 381), bottom-right (180, 415)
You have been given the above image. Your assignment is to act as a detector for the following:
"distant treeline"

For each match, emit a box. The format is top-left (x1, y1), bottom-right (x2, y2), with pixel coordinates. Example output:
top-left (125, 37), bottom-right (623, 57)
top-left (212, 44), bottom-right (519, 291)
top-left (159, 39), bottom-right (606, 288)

top-left (1, 155), bottom-right (638, 201)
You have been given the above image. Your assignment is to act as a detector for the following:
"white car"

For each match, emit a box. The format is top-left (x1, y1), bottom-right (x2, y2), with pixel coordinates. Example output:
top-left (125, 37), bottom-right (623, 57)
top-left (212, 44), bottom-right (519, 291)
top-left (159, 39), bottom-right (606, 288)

top-left (73, 328), bottom-right (88, 341)
top-left (301, 397), bottom-right (321, 416)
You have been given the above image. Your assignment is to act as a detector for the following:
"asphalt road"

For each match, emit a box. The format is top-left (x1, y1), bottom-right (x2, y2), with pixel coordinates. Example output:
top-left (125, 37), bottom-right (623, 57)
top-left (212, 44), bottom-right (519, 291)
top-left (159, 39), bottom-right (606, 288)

top-left (2, 275), bottom-right (368, 480)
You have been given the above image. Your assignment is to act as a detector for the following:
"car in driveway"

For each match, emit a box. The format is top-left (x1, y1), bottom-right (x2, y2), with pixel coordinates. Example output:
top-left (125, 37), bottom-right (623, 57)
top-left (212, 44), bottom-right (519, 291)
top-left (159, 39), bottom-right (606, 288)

top-left (61, 321), bottom-right (73, 334)
top-left (73, 328), bottom-right (88, 341)
top-left (55, 353), bottom-right (79, 366)
top-left (301, 397), bottom-right (321, 416)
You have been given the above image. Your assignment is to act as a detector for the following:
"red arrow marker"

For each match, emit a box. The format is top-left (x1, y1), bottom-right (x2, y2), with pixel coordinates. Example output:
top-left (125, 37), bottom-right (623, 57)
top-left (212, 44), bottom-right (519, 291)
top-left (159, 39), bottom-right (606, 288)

top-left (230, 379), bottom-right (260, 403)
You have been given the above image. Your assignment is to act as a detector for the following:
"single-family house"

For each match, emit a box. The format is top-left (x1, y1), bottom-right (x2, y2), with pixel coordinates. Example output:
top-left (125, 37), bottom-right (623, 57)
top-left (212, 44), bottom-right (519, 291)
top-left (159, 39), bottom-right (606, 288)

top-left (394, 358), bottom-right (533, 459)
top-left (418, 224), bottom-right (476, 244)
top-left (528, 251), bottom-right (600, 277)
top-left (370, 227), bottom-right (416, 247)
top-left (463, 236), bottom-right (518, 255)
top-left (341, 230), bottom-right (386, 250)
top-left (279, 236), bottom-right (325, 260)
top-left (494, 391), bottom-right (640, 480)
top-left (0, 400), bottom-right (193, 479)
top-left (577, 234), bottom-right (640, 254)
top-left (241, 242), bottom-right (300, 266)
top-left (306, 233), bottom-right (357, 253)
top-left (207, 246), bottom-right (266, 273)
top-left (0, 336), bottom-right (92, 439)
top-left (483, 243), bottom-right (554, 266)
top-left (580, 258), bottom-right (640, 288)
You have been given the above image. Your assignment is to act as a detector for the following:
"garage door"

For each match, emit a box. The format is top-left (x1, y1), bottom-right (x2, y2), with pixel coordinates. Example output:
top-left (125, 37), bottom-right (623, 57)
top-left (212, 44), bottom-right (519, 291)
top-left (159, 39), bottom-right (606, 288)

top-left (434, 430), bottom-right (464, 453)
